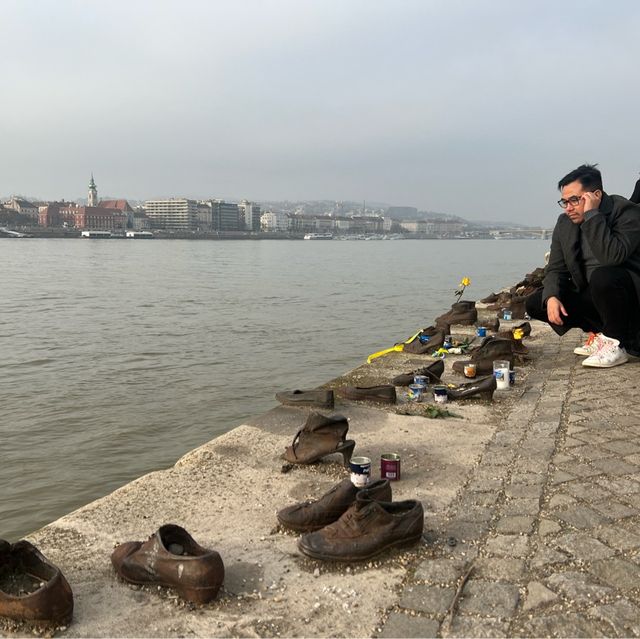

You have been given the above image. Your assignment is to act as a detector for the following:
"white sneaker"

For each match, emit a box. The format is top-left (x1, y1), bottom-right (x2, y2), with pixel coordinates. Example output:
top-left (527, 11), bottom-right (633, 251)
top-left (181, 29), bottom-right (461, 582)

top-left (574, 332), bottom-right (602, 356)
top-left (582, 335), bottom-right (629, 368)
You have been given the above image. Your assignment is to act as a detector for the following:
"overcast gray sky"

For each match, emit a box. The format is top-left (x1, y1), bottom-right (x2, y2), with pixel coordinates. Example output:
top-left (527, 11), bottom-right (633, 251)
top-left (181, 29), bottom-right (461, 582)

top-left (1, 0), bottom-right (639, 224)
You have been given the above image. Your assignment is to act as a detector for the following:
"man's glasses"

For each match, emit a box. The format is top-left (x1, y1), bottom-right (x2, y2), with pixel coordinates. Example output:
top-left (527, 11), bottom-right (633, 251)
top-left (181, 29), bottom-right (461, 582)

top-left (557, 196), bottom-right (582, 209)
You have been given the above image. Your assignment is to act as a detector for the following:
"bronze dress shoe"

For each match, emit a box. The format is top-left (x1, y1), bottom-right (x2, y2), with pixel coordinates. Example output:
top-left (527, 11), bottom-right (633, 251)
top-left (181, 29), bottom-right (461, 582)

top-left (486, 291), bottom-right (513, 310)
top-left (298, 496), bottom-right (424, 562)
top-left (0, 539), bottom-right (73, 629)
top-left (111, 524), bottom-right (224, 604)
top-left (277, 478), bottom-right (392, 533)
top-left (391, 359), bottom-right (445, 386)
top-left (336, 385), bottom-right (397, 404)
top-left (275, 389), bottom-right (334, 409)
top-left (480, 291), bottom-right (499, 304)
top-left (446, 375), bottom-right (497, 401)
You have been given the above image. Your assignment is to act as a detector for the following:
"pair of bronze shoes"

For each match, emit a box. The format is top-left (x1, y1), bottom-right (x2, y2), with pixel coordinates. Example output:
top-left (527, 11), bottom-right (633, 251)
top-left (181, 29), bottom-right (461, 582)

top-left (283, 412), bottom-right (355, 466)
top-left (278, 478), bottom-right (424, 562)
top-left (0, 539), bottom-right (73, 631)
top-left (0, 526), bottom-right (225, 630)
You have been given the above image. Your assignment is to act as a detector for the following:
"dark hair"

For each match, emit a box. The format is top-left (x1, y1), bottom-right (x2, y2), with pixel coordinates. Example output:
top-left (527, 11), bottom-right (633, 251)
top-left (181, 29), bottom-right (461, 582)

top-left (558, 164), bottom-right (603, 191)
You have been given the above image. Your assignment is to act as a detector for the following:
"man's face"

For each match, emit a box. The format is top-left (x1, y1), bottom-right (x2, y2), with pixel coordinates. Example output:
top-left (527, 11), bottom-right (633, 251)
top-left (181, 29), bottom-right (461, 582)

top-left (560, 180), bottom-right (588, 224)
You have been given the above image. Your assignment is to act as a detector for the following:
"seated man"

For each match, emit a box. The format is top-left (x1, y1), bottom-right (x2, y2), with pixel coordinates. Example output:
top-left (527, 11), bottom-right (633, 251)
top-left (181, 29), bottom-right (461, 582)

top-left (526, 164), bottom-right (640, 367)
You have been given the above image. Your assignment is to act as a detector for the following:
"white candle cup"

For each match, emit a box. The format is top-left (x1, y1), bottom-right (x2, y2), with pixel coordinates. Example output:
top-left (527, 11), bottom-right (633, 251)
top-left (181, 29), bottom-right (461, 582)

top-left (493, 359), bottom-right (510, 390)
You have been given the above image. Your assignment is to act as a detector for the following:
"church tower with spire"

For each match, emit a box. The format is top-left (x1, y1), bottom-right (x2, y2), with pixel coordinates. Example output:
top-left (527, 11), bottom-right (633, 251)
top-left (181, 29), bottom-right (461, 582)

top-left (88, 174), bottom-right (98, 207)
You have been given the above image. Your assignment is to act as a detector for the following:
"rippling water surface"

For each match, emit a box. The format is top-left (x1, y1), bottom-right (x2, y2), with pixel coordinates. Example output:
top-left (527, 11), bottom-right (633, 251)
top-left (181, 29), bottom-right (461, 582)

top-left (1, 238), bottom-right (548, 538)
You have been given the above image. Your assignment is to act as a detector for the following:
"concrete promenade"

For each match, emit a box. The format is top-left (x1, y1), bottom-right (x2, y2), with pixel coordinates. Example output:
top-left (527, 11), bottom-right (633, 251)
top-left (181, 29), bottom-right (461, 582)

top-left (5, 312), bottom-right (640, 637)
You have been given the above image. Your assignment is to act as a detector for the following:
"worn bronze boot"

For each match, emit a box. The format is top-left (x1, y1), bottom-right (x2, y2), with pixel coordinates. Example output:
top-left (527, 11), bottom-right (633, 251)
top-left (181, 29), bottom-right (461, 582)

top-left (435, 302), bottom-right (478, 328)
top-left (391, 359), bottom-right (445, 386)
top-left (498, 321), bottom-right (532, 339)
top-left (111, 524), bottom-right (224, 604)
top-left (0, 540), bottom-right (73, 630)
top-left (510, 268), bottom-right (545, 295)
top-left (486, 291), bottom-right (513, 310)
top-left (403, 326), bottom-right (446, 354)
top-left (452, 337), bottom-right (516, 375)
top-left (477, 317), bottom-right (500, 332)
top-left (282, 412), bottom-right (355, 466)
top-left (336, 385), bottom-right (396, 405)
top-left (497, 296), bottom-right (529, 320)
top-left (297, 495), bottom-right (424, 562)
top-left (446, 375), bottom-right (497, 401)
top-left (277, 478), bottom-right (392, 533)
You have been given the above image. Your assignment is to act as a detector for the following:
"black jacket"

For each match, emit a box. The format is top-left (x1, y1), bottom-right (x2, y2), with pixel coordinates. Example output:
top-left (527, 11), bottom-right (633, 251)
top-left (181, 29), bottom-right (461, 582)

top-left (543, 193), bottom-right (640, 303)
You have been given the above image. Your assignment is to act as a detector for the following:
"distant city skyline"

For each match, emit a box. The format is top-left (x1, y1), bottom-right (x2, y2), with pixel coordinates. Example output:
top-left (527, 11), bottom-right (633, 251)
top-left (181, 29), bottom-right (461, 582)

top-left (2, 0), bottom-right (640, 226)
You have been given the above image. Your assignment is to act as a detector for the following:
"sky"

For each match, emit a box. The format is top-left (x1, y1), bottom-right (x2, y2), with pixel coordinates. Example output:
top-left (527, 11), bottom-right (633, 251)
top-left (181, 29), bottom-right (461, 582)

top-left (1, 0), bottom-right (640, 225)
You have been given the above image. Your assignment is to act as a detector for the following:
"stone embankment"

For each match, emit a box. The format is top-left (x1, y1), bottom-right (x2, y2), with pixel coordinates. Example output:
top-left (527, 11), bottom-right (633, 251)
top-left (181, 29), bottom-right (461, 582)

top-left (6, 298), bottom-right (640, 638)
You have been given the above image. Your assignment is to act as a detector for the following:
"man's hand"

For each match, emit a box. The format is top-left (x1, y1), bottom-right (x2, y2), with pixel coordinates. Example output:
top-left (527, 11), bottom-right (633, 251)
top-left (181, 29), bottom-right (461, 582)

top-left (546, 296), bottom-right (568, 325)
top-left (582, 190), bottom-right (602, 213)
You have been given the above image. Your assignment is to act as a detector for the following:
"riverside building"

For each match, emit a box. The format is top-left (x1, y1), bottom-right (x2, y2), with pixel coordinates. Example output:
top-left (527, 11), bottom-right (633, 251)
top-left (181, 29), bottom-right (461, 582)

top-left (143, 198), bottom-right (198, 231)
top-left (211, 200), bottom-right (241, 232)
top-left (238, 199), bottom-right (261, 232)
top-left (38, 176), bottom-right (127, 231)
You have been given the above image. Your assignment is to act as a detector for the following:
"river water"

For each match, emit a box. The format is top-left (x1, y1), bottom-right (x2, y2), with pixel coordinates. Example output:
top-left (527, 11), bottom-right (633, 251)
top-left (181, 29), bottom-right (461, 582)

top-left (1, 238), bottom-right (548, 539)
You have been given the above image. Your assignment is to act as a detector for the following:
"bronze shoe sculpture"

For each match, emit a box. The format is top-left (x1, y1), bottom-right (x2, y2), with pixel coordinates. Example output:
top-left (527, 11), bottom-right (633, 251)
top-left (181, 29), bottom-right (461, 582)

top-left (486, 291), bottom-right (513, 310)
top-left (498, 321), bottom-right (532, 339)
top-left (403, 326), bottom-right (446, 354)
top-left (336, 385), bottom-right (397, 405)
top-left (111, 524), bottom-right (224, 604)
top-left (446, 375), bottom-right (497, 401)
top-left (277, 478), bottom-right (392, 533)
top-left (480, 291), bottom-right (500, 304)
top-left (275, 389), bottom-right (334, 409)
top-left (282, 412), bottom-right (355, 466)
top-left (391, 359), bottom-right (445, 386)
top-left (435, 301), bottom-right (478, 328)
top-left (452, 337), bottom-right (516, 376)
top-left (297, 495), bottom-right (424, 562)
top-left (0, 539), bottom-right (73, 629)
top-left (510, 268), bottom-right (545, 295)
top-left (477, 317), bottom-right (500, 332)
top-left (496, 296), bottom-right (529, 320)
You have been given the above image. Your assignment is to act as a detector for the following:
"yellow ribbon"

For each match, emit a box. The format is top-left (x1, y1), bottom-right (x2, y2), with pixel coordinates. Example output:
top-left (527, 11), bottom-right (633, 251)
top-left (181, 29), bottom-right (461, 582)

top-left (367, 329), bottom-right (423, 364)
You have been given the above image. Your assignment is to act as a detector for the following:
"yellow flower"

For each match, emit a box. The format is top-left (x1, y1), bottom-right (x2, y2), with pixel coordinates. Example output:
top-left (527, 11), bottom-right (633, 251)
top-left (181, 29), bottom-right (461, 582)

top-left (460, 277), bottom-right (471, 287)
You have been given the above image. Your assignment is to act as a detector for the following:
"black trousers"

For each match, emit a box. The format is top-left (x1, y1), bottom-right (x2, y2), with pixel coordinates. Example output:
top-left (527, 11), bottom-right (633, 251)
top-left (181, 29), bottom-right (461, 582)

top-left (525, 266), bottom-right (640, 347)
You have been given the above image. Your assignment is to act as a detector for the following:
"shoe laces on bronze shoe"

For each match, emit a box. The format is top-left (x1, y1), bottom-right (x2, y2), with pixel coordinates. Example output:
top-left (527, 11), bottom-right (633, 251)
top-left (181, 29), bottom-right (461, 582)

top-left (277, 478), bottom-right (391, 533)
top-left (297, 496), bottom-right (424, 562)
